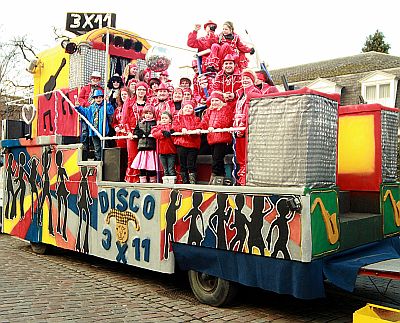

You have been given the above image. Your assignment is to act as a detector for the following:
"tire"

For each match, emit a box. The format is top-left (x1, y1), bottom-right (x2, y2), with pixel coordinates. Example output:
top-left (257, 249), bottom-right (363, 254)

top-left (188, 270), bottom-right (238, 307)
top-left (30, 242), bottom-right (47, 255)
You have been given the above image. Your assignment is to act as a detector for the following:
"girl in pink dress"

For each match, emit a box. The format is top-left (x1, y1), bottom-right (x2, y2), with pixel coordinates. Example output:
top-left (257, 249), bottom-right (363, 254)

top-left (131, 105), bottom-right (158, 183)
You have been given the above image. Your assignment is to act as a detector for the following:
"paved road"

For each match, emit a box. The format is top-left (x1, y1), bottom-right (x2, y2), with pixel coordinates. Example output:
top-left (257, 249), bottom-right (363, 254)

top-left (0, 234), bottom-right (399, 323)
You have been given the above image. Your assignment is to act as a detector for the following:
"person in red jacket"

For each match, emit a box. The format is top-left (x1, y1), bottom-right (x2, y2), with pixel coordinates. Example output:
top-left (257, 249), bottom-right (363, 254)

top-left (172, 100), bottom-right (201, 184)
top-left (255, 70), bottom-right (279, 95)
top-left (205, 21), bottom-right (254, 72)
top-left (187, 20), bottom-right (218, 73)
top-left (111, 87), bottom-right (129, 149)
top-left (122, 81), bottom-right (149, 183)
top-left (151, 111), bottom-right (177, 184)
top-left (77, 71), bottom-right (104, 160)
top-left (233, 69), bottom-right (263, 186)
top-left (212, 54), bottom-right (243, 111)
top-left (153, 83), bottom-right (176, 120)
top-left (200, 91), bottom-right (234, 185)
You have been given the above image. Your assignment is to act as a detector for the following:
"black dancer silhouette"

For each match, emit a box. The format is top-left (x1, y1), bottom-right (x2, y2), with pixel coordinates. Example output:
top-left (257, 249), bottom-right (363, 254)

top-left (55, 151), bottom-right (70, 241)
top-left (39, 150), bottom-right (52, 230)
top-left (13, 152), bottom-right (28, 220)
top-left (208, 193), bottom-right (232, 250)
top-left (27, 156), bottom-right (41, 223)
top-left (164, 190), bottom-right (182, 259)
top-left (266, 198), bottom-right (295, 260)
top-left (229, 194), bottom-right (249, 252)
top-left (76, 166), bottom-right (93, 254)
top-left (247, 196), bottom-right (271, 254)
top-left (5, 153), bottom-right (16, 219)
top-left (182, 192), bottom-right (204, 246)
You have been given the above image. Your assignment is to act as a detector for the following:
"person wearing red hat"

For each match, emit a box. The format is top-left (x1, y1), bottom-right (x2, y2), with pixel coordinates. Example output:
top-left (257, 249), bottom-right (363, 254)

top-left (255, 70), bottom-right (279, 95)
top-left (191, 59), bottom-right (213, 106)
top-left (152, 83), bottom-right (176, 120)
top-left (122, 81), bottom-right (149, 183)
top-left (172, 100), bottom-right (202, 184)
top-left (233, 68), bottom-right (263, 186)
top-left (205, 21), bottom-right (254, 72)
top-left (182, 88), bottom-right (193, 101)
top-left (139, 68), bottom-right (152, 84)
top-left (200, 91), bottom-right (234, 184)
top-left (160, 70), bottom-right (171, 84)
top-left (187, 20), bottom-right (218, 73)
top-left (212, 54), bottom-right (243, 111)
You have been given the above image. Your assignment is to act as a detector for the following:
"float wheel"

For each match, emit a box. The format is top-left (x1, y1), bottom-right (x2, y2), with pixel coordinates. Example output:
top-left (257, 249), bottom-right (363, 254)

top-left (188, 270), bottom-right (237, 307)
top-left (30, 242), bottom-right (47, 255)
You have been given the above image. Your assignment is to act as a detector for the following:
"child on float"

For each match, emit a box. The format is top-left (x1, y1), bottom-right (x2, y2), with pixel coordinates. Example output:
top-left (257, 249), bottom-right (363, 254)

top-left (172, 100), bottom-right (201, 184)
top-left (127, 78), bottom-right (138, 98)
top-left (159, 70), bottom-right (171, 84)
top-left (111, 87), bottom-right (129, 149)
top-left (233, 69), bottom-right (262, 186)
top-left (122, 81), bottom-right (149, 183)
top-left (74, 89), bottom-right (114, 161)
top-left (131, 105), bottom-right (158, 183)
top-left (200, 91), bottom-right (234, 185)
top-left (206, 21), bottom-right (255, 72)
top-left (151, 111), bottom-right (177, 184)
top-left (123, 62), bottom-right (139, 86)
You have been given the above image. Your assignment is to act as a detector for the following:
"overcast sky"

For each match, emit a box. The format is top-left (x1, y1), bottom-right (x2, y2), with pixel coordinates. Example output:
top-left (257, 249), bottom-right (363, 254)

top-left (1, 0), bottom-right (398, 84)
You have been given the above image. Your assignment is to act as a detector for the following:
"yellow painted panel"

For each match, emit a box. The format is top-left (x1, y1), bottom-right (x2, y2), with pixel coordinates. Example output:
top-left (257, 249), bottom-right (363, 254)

top-left (338, 115), bottom-right (375, 174)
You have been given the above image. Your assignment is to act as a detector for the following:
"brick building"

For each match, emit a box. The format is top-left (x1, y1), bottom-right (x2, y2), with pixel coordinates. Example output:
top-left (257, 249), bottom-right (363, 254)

top-left (270, 51), bottom-right (400, 108)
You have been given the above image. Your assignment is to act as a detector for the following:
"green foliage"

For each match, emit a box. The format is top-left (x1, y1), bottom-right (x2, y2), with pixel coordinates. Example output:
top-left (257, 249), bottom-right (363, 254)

top-left (362, 30), bottom-right (391, 54)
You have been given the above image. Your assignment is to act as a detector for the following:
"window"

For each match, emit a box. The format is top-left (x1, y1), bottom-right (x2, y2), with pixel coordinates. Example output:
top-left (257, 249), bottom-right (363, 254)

top-left (360, 71), bottom-right (398, 108)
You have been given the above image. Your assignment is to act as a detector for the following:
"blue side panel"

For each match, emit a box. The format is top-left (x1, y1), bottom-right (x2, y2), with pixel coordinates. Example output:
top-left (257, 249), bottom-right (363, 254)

top-left (172, 243), bottom-right (326, 299)
top-left (323, 236), bottom-right (400, 292)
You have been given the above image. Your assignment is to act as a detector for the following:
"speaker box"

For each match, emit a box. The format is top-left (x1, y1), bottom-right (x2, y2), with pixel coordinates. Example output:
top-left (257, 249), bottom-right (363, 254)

top-left (1, 120), bottom-right (31, 140)
top-left (103, 148), bottom-right (128, 182)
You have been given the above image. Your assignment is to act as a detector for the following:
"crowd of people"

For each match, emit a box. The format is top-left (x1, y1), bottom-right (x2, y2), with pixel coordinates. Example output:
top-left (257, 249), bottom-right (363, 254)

top-left (74, 20), bottom-right (279, 186)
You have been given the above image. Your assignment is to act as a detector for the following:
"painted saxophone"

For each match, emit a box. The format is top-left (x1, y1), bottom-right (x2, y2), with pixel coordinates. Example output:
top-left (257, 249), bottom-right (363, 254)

top-left (311, 197), bottom-right (339, 244)
top-left (383, 190), bottom-right (400, 227)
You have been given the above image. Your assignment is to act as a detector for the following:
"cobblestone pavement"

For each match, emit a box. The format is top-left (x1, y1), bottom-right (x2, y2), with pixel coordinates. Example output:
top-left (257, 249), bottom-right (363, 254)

top-left (0, 234), bottom-right (399, 323)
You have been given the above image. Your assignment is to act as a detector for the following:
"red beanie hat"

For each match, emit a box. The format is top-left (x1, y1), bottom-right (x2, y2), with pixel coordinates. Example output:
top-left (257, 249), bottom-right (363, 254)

top-left (242, 69), bottom-right (256, 83)
top-left (135, 81), bottom-right (149, 90)
top-left (209, 91), bottom-right (225, 102)
top-left (181, 99), bottom-right (196, 109)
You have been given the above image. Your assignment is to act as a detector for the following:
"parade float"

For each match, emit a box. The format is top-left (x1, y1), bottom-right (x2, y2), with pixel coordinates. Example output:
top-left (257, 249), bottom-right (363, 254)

top-left (1, 23), bottom-right (400, 307)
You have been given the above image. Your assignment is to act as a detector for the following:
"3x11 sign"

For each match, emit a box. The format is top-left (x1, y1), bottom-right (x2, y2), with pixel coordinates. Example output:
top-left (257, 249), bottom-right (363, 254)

top-left (66, 13), bottom-right (116, 35)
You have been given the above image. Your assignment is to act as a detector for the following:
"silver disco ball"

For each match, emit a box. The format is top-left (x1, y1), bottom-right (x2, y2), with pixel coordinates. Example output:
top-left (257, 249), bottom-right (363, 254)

top-left (145, 46), bottom-right (172, 72)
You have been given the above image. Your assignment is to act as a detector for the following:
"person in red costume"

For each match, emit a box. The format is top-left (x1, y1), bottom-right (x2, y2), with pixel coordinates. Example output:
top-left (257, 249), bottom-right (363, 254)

top-left (151, 111), bottom-right (177, 184)
top-left (206, 21), bottom-right (254, 72)
top-left (122, 81), bottom-right (149, 183)
top-left (233, 69), bottom-right (262, 186)
top-left (187, 20), bottom-right (218, 73)
top-left (200, 91), bottom-right (234, 185)
top-left (111, 87), bottom-right (129, 149)
top-left (152, 83), bottom-right (176, 120)
top-left (255, 70), bottom-right (279, 95)
top-left (172, 100), bottom-right (202, 184)
top-left (212, 54), bottom-right (243, 111)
